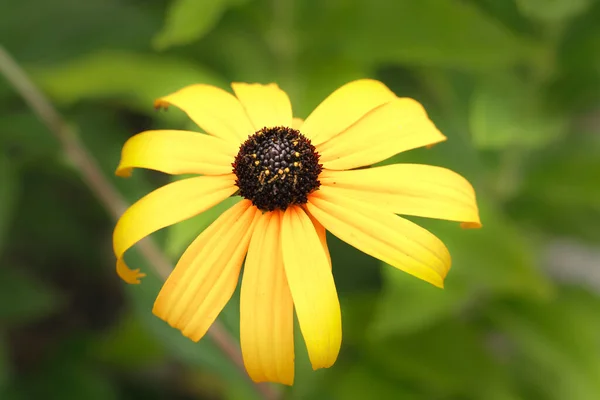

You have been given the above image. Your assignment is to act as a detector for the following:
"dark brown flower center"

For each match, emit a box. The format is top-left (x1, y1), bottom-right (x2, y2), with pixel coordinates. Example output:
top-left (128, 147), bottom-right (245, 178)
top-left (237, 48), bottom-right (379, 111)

top-left (232, 126), bottom-right (322, 211)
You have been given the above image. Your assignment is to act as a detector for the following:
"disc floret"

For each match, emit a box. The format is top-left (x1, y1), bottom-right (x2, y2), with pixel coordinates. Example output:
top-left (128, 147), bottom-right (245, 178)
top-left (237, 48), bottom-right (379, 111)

top-left (233, 126), bottom-right (322, 211)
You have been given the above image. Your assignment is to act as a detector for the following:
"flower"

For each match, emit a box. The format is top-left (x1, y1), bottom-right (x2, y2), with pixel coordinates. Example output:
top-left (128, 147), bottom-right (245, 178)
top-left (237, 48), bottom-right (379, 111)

top-left (113, 79), bottom-right (481, 385)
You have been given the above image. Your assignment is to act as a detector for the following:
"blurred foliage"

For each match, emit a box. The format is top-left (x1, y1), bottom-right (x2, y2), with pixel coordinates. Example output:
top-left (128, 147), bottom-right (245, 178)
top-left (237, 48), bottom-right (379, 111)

top-left (1, 0), bottom-right (600, 399)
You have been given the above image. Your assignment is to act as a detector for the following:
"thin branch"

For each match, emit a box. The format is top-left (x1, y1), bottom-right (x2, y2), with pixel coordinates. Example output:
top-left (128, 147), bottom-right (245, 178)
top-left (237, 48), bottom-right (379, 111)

top-left (0, 45), bottom-right (279, 400)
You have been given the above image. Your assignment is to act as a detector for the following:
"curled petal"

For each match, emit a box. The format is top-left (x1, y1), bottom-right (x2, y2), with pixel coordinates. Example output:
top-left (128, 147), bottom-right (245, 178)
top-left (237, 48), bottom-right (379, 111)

top-left (113, 175), bottom-right (237, 283)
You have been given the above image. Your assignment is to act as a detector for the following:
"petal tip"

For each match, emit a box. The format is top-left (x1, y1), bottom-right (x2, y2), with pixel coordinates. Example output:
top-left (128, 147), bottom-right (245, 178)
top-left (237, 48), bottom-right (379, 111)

top-left (461, 221), bottom-right (482, 229)
top-left (153, 99), bottom-right (170, 110)
top-left (116, 259), bottom-right (146, 284)
top-left (310, 358), bottom-right (337, 371)
top-left (426, 133), bottom-right (447, 149)
top-left (115, 165), bottom-right (132, 178)
top-left (183, 329), bottom-right (205, 343)
top-left (418, 269), bottom-right (447, 289)
top-left (248, 374), bottom-right (294, 386)
top-left (152, 302), bottom-right (207, 343)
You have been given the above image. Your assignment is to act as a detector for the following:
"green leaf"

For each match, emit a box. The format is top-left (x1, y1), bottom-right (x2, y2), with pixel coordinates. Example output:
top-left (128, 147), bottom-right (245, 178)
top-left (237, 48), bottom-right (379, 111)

top-left (73, 108), bottom-right (157, 203)
top-left (225, 379), bottom-right (266, 400)
top-left (153, 0), bottom-right (234, 50)
top-left (507, 136), bottom-right (600, 243)
top-left (30, 51), bottom-right (225, 112)
top-left (0, 0), bottom-right (158, 64)
top-left (470, 77), bottom-right (566, 150)
top-left (204, 21), bottom-right (276, 84)
top-left (434, 198), bottom-right (553, 298)
top-left (337, 293), bottom-right (380, 346)
top-left (0, 154), bottom-right (18, 255)
top-left (90, 313), bottom-right (166, 368)
top-left (0, 112), bottom-right (59, 159)
top-left (490, 287), bottom-right (600, 399)
top-left (370, 268), bottom-right (469, 339)
top-left (325, 0), bottom-right (529, 70)
top-left (520, 137), bottom-right (600, 211)
top-left (550, 4), bottom-right (600, 111)
top-left (22, 362), bottom-right (119, 400)
top-left (325, 363), bottom-right (421, 400)
top-left (516, 0), bottom-right (592, 22)
top-left (471, 0), bottom-right (537, 36)
top-left (0, 268), bottom-right (62, 326)
top-left (366, 320), bottom-right (515, 398)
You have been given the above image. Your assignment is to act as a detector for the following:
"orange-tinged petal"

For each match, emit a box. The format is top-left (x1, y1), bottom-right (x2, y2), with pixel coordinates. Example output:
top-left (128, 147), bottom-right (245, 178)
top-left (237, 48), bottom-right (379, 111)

top-left (317, 98), bottom-right (446, 170)
top-left (301, 79), bottom-right (397, 145)
top-left (281, 206), bottom-right (341, 369)
top-left (155, 84), bottom-right (254, 145)
top-left (113, 175), bottom-right (237, 284)
top-left (240, 211), bottom-right (295, 385)
top-left (231, 83), bottom-right (293, 130)
top-left (115, 130), bottom-right (236, 177)
top-left (307, 187), bottom-right (451, 288)
top-left (319, 165), bottom-right (481, 227)
top-left (153, 200), bottom-right (259, 341)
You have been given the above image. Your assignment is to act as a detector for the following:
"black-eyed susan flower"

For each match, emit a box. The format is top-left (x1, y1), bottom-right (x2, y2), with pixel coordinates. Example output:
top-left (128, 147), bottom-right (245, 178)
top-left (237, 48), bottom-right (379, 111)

top-left (113, 80), bottom-right (481, 385)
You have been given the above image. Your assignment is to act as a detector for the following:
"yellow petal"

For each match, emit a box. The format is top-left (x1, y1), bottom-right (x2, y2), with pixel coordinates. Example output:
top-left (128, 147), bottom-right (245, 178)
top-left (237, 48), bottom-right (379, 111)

top-left (301, 79), bottom-right (397, 145)
top-left (115, 130), bottom-right (236, 177)
top-left (240, 211), bottom-right (295, 385)
top-left (317, 98), bottom-right (446, 170)
top-left (113, 175), bottom-right (237, 284)
top-left (280, 206), bottom-right (341, 369)
top-left (319, 165), bottom-right (481, 227)
top-left (292, 117), bottom-right (304, 130)
top-left (153, 200), bottom-right (259, 341)
top-left (306, 209), bottom-right (331, 268)
top-left (307, 188), bottom-right (451, 288)
top-left (231, 83), bottom-right (293, 130)
top-left (155, 84), bottom-right (254, 145)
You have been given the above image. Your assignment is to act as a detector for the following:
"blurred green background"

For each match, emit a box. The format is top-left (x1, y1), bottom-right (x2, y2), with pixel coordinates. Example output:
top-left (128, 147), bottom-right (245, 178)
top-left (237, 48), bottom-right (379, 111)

top-left (1, 0), bottom-right (600, 399)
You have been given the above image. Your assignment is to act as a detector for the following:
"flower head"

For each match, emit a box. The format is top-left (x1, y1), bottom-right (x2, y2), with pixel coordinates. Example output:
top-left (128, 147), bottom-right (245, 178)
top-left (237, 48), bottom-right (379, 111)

top-left (113, 80), bottom-right (481, 385)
